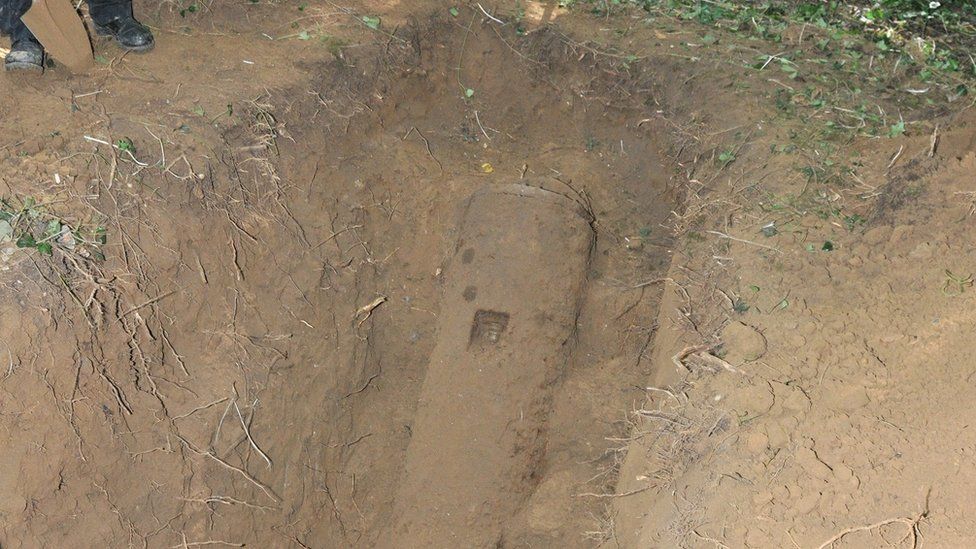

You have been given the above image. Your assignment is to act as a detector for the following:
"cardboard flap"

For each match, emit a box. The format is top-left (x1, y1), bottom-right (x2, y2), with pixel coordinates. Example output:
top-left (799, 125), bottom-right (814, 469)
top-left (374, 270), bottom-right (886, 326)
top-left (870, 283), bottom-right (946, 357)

top-left (22, 0), bottom-right (93, 73)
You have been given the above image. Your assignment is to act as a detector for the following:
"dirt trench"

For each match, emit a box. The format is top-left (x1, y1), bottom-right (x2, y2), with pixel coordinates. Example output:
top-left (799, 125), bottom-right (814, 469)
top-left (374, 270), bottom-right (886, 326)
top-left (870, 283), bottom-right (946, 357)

top-left (0, 10), bottom-right (679, 549)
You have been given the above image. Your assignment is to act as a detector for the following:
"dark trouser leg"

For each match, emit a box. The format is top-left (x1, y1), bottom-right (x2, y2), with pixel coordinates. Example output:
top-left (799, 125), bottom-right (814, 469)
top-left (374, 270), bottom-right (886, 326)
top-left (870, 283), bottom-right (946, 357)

top-left (86, 0), bottom-right (154, 52)
top-left (86, 0), bottom-right (132, 25)
top-left (0, 0), bottom-right (36, 41)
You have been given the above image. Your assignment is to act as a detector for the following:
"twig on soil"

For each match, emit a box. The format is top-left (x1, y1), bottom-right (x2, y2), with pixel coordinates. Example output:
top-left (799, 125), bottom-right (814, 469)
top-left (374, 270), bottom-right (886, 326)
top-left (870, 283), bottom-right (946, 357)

top-left (172, 397), bottom-right (229, 421)
top-left (886, 145), bottom-right (905, 171)
top-left (177, 434), bottom-right (280, 503)
top-left (1, 341), bottom-right (13, 378)
top-left (929, 124), bottom-right (939, 157)
top-left (100, 369), bottom-right (134, 415)
top-left (211, 398), bottom-right (235, 450)
top-left (456, 12), bottom-right (478, 97)
top-left (161, 328), bottom-right (190, 377)
top-left (672, 345), bottom-right (710, 371)
top-left (635, 408), bottom-right (688, 425)
top-left (672, 345), bottom-right (738, 373)
top-left (706, 230), bottom-right (781, 253)
top-left (118, 289), bottom-right (176, 318)
top-left (345, 373), bottom-right (380, 398)
top-left (632, 277), bottom-right (672, 289)
top-left (223, 209), bottom-right (259, 244)
top-left (816, 512), bottom-right (926, 549)
top-left (402, 127), bottom-right (443, 172)
top-left (575, 486), bottom-right (650, 498)
top-left (355, 296), bottom-right (387, 327)
top-left (692, 530), bottom-right (730, 549)
top-left (180, 494), bottom-right (276, 511)
top-left (234, 400), bottom-right (273, 470)
top-left (474, 110), bottom-right (492, 141)
top-left (694, 352), bottom-right (739, 373)
top-left (645, 385), bottom-right (683, 405)
top-left (476, 3), bottom-right (505, 24)
top-left (311, 224), bottom-right (364, 251)
top-left (171, 539), bottom-right (245, 548)
top-left (488, 25), bottom-right (545, 66)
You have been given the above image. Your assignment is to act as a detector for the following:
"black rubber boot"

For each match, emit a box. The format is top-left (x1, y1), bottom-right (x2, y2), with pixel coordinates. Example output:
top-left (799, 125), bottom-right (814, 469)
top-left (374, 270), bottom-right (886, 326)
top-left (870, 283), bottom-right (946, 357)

top-left (3, 31), bottom-right (44, 72)
top-left (88, 0), bottom-right (154, 52)
top-left (5, 36), bottom-right (43, 72)
top-left (2, 0), bottom-right (43, 72)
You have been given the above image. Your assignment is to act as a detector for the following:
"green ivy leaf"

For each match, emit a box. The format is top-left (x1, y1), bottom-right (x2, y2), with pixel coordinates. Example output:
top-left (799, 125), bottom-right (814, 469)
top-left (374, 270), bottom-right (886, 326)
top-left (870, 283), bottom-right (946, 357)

top-left (362, 15), bottom-right (381, 30)
top-left (45, 219), bottom-right (61, 237)
top-left (116, 137), bottom-right (135, 153)
top-left (888, 121), bottom-right (906, 138)
top-left (0, 220), bottom-right (12, 242)
top-left (16, 234), bottom-right (35, 248)
top-left (35, 242), bottom-right (53, 256)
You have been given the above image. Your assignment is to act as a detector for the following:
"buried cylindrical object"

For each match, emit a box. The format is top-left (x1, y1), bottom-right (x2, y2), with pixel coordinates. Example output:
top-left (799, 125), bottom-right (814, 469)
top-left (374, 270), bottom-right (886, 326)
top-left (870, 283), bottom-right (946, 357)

top-left (390, 182), bottom-right (594, 547)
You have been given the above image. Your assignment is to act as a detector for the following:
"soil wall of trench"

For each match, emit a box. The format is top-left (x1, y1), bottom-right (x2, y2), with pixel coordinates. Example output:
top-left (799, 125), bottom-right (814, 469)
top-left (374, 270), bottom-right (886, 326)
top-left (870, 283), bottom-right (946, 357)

top-left (0, 14), bottom-right (690, 549)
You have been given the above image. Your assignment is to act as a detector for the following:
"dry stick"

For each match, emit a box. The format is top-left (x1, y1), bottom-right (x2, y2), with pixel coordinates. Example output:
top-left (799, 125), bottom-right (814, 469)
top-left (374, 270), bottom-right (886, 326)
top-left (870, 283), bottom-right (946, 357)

top-left (172, 397), bottom-right (229, 421)
top-left (706, 230), bottom-right (782, 253)
top-left (632, 277), bottom-right (672, 289)
top-left (693, 351), bottom-right (739, 373)
top-left (474, 110), bottom-right (492, 141)
top-left (887, 144), bottom-right (905, 170)
top-left (234, 400), bottom-right (273, 470)
top-left (356, 296), bottom-right (388, 327)
top-left (170, 542), bottom-right (245, 548)
top-left (310, 224), bottom-right (364, 251)
top-left (401, 127), bottom-right (443, 172)
top-left (816, 514), bottom-right (924, 549)
top-left (100, 369), bottom-right (134, 415)
top-left (672, 344), bottom-right (710, 371)
top-left (180, 494), bottom-right (276, 511)
top-left (223, 209), bottom-right (259, 243)
top-left (575, 486), bottom-right (650, 498)
top-left (161, 328), bottom-right (190, 377)
top-left (489, 25), bottom-right (545, 66)
top-left (178, 434), bottom-right (279, 504)
top-left (929, 124), bottom-right (939, 157)
top-left (645, 385), bottom-right (682, 405)
top-left (1, 342), bottom-right (13, 378)
top-left (118, 290), bottom-right (176, 318)
top-left (455, 12), bottom-right (477, 97)
top-left (476, 2), bottom-right (504, 24)
top-left (211, 398), bottom-right (235, 450)
top-left (693, 530), bottom-right (731, 549)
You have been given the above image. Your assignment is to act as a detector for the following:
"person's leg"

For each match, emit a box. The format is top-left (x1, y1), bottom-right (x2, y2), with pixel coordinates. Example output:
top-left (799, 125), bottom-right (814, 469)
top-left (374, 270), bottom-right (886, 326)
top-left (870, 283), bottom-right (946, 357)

top-left (86, 0), bottom-right (153, 52)
top-left (0, 0), bottom-right (44, 72)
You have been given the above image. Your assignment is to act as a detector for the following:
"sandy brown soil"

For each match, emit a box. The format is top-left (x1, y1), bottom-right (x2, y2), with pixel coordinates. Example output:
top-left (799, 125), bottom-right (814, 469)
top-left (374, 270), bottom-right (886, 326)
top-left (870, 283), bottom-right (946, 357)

top-left (0, 1), bottom-right (676, 547)
top-left (611, 121), bottom-right (976, 547)
top-left (1, 1), bottom-right (974, 548)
